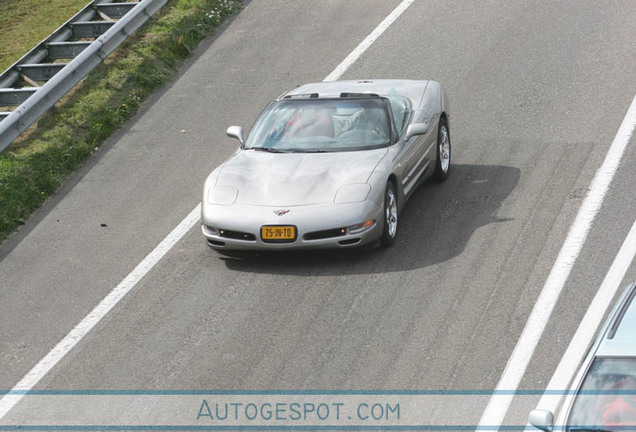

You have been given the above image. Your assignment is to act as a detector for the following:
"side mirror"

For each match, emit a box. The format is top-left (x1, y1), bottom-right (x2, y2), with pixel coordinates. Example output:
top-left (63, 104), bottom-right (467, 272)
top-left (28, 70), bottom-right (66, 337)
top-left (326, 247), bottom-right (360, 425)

top-left (226, 126), bottom-right (245, 145)
top-left (404, 123), bottom-right (428, 141)
top-left (528, 409), bottom-right (554, 431)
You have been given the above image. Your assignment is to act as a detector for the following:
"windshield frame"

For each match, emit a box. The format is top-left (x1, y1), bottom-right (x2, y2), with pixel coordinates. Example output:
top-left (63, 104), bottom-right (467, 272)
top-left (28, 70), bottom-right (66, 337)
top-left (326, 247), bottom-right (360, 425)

top-left (242, 97), bottom-right (399, 153)
top-left (388, 89), bottom-right (413, 138)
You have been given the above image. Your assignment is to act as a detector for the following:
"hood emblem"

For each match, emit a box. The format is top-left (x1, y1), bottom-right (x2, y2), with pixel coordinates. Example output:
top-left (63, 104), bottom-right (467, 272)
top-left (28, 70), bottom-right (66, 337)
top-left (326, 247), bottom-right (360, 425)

top-left (274, 209), bottom-right (290, 216)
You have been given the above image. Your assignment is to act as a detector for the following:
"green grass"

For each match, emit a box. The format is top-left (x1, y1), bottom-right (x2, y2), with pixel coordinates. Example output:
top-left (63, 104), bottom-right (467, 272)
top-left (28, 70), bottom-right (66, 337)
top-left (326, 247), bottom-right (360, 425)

top-left (0, 0), bottom-right (90, 71)
top-left (0, 0), bottom-right (242, 243)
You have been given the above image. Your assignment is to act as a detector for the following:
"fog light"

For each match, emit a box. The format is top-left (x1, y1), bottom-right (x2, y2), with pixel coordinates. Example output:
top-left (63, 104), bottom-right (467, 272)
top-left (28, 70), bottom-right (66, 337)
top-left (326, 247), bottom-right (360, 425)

top-left (204, 225), bottom-right (219, 236)
top-left (348, 219), bottom-right (375, 234)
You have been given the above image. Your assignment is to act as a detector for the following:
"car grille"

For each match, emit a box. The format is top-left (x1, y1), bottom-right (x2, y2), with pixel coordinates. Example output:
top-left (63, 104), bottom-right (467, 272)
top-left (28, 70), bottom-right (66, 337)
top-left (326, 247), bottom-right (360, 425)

top-left (303, 227), bottom-right (347, 241)
top-left (218, 229), bottom-right (256, 241)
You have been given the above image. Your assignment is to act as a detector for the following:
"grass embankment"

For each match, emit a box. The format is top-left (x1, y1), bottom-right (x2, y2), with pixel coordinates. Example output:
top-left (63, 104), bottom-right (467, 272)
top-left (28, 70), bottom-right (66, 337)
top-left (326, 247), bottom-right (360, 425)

top-left (0, 0), bottom-right (242, 243)
top-left (0, 0), bottom-right (89, 72)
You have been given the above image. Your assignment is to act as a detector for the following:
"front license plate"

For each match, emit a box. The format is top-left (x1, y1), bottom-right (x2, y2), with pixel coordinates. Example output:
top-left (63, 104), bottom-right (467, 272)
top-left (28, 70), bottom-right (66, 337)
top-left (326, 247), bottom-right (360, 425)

top-left (261, 225), bottom-right (296, 242)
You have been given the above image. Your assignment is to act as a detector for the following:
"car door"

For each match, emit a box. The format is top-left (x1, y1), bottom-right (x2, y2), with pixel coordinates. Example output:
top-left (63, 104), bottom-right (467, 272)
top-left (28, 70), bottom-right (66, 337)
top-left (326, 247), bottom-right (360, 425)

top-left (390, 90), bottom-right (436, 196)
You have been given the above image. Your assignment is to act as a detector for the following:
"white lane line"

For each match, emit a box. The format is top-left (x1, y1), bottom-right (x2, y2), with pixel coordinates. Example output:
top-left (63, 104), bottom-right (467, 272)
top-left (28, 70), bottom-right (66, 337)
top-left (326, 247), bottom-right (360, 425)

top-left (529, 214), bottom-right (636, 423)
top-left (0, 1), bottom-right (413, 420)
top-left (323, 0), bottom-right (414, 82)
top-left (0, 204), bottom-right (202, 419)
top-left (478, 94), bottom-right (636, 430)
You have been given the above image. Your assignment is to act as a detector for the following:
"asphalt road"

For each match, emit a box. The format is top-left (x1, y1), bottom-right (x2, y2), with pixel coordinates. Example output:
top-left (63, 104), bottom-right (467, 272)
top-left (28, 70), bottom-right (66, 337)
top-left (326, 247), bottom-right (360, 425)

top-left (1, 0), bottom-right (636, 427)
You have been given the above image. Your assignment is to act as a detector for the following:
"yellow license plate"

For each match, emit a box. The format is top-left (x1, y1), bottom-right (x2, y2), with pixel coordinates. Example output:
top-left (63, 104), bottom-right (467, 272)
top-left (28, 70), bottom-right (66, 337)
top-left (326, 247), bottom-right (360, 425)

top-left (261, 225), bottom-right (296, 242)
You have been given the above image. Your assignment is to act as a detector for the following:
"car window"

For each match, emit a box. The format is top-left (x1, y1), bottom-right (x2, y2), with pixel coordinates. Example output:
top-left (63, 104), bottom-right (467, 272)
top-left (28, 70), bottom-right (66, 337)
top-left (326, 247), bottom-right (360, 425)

top-left (387, 88), bottom-right (411, 136)
top-left (567, 357), bottom-right (636, 431)
top-left (245, 98), bottom-right (392, 153)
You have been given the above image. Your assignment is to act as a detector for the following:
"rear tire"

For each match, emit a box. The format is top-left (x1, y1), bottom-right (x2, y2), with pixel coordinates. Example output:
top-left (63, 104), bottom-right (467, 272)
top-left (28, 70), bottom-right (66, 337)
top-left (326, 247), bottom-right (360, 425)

top-left (380, 181), bottom-right (398, 247)
top-left (433, 117), bottom-right (451, 182)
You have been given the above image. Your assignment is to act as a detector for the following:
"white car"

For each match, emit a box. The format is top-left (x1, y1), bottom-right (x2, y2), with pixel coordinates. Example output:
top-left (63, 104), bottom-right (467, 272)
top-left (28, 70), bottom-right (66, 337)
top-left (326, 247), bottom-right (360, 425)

top-left (529, 282), bottom-right (636, 430)
top-left (201, 79), bottom-right (451, 254)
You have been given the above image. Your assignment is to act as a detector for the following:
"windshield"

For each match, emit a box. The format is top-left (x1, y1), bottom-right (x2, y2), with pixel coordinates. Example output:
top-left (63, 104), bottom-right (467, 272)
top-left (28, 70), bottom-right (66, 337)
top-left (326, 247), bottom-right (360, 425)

top-left (567, 358), bottom-right (636, 431)
top-left (244, 98), bottom-right (392, 153)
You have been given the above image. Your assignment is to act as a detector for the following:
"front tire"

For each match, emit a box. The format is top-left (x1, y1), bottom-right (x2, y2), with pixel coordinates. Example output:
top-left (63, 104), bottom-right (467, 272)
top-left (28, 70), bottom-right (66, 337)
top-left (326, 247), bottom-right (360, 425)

top-left (433, 117), bottom-right (451, 182)
top-left (380, 181), bottom-right (398, 247)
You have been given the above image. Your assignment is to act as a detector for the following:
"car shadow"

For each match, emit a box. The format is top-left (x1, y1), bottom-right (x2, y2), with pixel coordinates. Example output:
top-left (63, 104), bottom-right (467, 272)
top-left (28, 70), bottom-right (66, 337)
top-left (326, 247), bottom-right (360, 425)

top-left (221, 164), bottom-right (520, 275)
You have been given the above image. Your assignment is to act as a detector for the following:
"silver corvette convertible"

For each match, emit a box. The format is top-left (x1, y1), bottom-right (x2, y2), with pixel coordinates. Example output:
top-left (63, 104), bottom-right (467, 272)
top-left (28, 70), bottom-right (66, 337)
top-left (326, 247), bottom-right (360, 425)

top-left (201, 79), bottom-right (450, 253)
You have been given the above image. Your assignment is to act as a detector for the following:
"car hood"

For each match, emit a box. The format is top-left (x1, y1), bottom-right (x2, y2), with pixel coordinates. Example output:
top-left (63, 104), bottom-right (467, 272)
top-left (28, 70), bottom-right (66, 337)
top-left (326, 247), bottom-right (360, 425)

top-left (216, 148), bottom-right (388, 206)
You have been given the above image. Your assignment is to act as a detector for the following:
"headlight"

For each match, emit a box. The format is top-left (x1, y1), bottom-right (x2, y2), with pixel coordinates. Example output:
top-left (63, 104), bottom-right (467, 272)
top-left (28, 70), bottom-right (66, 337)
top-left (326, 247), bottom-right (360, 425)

top-left (207, 185), bottom-right (238, 205)
top-left (334, 184), bottom-right (371, 204)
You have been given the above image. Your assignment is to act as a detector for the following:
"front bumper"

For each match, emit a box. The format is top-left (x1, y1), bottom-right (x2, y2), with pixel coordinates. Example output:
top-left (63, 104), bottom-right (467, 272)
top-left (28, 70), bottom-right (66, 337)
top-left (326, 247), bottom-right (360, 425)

top-left (201, 200), bottom-right (383, 251)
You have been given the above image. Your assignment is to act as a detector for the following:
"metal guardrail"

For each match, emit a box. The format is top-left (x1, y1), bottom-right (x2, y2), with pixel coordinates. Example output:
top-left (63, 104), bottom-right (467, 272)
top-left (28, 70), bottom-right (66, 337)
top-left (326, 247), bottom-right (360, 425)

top-left (0, 0), bottom-right (168, 151)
